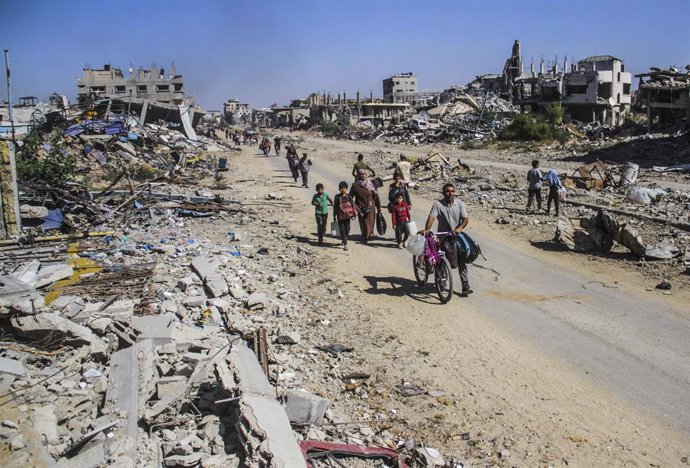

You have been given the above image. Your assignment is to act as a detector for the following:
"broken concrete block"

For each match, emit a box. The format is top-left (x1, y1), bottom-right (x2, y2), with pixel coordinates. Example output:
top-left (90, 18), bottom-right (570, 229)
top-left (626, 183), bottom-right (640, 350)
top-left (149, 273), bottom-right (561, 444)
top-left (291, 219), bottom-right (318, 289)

top-left (58, 439), bottom-right (105, 468)
top-left (34, 263), bottom-right (74, 289)
top-left (163, 453), bottom-right (202, 467)
top-left (284, 389), bottom-right (330, 425)
top-left (275, 331), bottom-right (300, 345)
top-left (176, 276), bottom-right (195, 292)
top-left (246, 292), bottom-right (267, 310)
top-left (183, 296), bottom-right (205, 308)
top-left (33, 405), bottom-right (59, 444)
top-left (20, 204), bottom-right (49, 219)
top-left (11, 260), bottom-right (40, 287)
top-left (50, 295), bottom-right (85, 315)
top-left (157, 376), bottom-right (186, 400)
top-left (0, 356), bottom-right (26, 377)
top-left (104, 345), bottom-right (139, 466)
top-left (10, 313), bottom-right (106, 355)
top-left (191, 256), bottom-right (228, 298)
top-left (131, 313), bottom-right (178, 344)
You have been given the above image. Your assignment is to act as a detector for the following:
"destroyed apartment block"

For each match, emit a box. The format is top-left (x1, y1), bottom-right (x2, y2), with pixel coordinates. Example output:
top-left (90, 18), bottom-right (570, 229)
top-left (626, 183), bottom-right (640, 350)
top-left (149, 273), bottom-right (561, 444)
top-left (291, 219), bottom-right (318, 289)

top-left (636, 65), bottom-right (690, 132)
top-left (493, 40), bottom-right (633, 126)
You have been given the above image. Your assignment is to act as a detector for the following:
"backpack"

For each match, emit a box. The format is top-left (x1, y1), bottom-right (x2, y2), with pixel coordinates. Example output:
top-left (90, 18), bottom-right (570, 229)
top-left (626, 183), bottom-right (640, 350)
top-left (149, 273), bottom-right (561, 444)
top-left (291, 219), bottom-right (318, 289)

top-left (337, 196), bottom-right (357, 221)
top-left (424, 236), bottom-right (440, 266)
top-left (454, 232), bottom-right (481, 264)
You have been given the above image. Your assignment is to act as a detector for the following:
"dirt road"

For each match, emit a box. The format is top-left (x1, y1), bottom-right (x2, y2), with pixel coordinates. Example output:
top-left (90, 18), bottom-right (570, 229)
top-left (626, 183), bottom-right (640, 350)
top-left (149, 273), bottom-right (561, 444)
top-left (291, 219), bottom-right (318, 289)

top-left (240, 137), bottom-right (690, 466)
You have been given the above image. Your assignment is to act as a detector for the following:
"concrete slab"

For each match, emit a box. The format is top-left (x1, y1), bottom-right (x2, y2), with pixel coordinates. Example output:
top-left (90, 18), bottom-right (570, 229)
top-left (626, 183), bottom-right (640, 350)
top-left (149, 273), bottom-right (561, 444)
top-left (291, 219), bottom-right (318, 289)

top-left (131, 313), bottom-right (178, 344)
top-left (105, 345), bottom-right (139, 466)
top-left (240, 394), bottom-right (305, 467)
top-left (0, 356), bottom-right (26, 377)
top-left (228, 345), bottom-right (274, 397)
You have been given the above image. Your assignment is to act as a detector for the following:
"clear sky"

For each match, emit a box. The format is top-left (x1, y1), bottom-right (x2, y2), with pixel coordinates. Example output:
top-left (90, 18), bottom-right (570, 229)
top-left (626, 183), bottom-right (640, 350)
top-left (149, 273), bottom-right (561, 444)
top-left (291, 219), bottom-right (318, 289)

top-left (2, 0), bottom-right (689, 110)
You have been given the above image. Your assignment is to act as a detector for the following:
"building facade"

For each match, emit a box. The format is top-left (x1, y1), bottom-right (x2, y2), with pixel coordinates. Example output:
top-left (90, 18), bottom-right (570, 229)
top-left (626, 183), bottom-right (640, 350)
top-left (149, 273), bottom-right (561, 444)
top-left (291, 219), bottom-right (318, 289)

top-left (223, 99), bottom-right (250, 124)
top-left (77, 64), bottom-right (186, 105)
top-left (383, 73), bottom-right (418, 103)
top-left (636, 67), bottom-right (690, 132)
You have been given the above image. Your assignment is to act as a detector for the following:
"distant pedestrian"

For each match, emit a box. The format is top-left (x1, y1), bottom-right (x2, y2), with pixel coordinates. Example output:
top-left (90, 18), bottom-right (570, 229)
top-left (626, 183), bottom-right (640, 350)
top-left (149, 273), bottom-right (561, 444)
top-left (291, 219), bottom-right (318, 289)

top-left (298, 153), bottom-right (312, 188)
top-left (545, 169), bottom-right (562, 216)
top-left (526, 159), bottom-right (543, 212)
top-left (351, 153), bottom-right (375, 180)
top-left (274, 136), bottom-right (282, 156)
top-left (333, 181), bottom-right (358, 250)
top-left (311, 183), bottom-right (333, 246)
top-left (391, 193), bottom-right (411, 248)
top-left (394, 154), bottom-right (412, 186)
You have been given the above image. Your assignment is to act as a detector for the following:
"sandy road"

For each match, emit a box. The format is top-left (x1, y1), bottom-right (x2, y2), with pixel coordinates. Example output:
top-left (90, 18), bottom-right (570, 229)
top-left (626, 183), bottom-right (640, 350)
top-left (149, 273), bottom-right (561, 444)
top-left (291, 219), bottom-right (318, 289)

top-left (241, 138), bottom-right (689, 464)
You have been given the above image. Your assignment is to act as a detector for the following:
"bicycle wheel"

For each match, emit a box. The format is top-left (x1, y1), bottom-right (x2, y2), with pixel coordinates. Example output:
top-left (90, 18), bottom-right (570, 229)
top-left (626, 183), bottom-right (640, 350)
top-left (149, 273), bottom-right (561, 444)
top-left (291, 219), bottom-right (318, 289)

top-left (434, 257), bottom-right (454, 303)
top-left (412, 255), bottom-right (429, 286)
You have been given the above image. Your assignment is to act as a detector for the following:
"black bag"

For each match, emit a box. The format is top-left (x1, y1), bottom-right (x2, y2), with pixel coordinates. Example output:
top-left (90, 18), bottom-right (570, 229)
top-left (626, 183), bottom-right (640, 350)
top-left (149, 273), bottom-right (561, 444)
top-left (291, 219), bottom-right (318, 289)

top-left (454, 232), bottom-right (481, 264)
top-left (376, 210), bottom-right (387, 235)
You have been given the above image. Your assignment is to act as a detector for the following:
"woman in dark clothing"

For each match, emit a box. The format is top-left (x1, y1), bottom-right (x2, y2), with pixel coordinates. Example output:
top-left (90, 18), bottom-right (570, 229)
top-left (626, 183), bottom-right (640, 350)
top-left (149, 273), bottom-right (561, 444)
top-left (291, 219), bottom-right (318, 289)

top-left (350, 169), bottom-right (380, 243)
top-left (387, 174), bottom-right (412, 209)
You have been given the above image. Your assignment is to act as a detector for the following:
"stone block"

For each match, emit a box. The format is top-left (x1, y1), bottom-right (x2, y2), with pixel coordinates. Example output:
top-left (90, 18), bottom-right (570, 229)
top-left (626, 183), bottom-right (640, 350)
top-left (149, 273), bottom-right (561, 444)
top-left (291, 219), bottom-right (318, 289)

top-left (284, 389), bottom-right (330, 425)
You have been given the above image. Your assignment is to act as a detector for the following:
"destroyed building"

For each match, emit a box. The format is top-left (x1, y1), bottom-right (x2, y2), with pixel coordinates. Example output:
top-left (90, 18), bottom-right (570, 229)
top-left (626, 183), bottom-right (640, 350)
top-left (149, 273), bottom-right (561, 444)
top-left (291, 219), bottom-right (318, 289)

top-left (635, 66), bottom-right (690, 131)
top-left (222, 99), bottom-right (250, 124)
top-left (383, 72), bottom-right (418, 103)
top-left (495, 41), bottom-right (633, 126)
top-left (76, 63), bottom-right (205, 139)
top-left (77, 64), bottom-right (186, 104)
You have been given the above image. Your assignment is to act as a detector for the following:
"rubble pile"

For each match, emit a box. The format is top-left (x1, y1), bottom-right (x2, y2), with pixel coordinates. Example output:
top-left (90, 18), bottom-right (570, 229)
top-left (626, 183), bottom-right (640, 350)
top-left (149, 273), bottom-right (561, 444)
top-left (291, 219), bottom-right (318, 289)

top-left (3, 117), bottom-right (483, 466)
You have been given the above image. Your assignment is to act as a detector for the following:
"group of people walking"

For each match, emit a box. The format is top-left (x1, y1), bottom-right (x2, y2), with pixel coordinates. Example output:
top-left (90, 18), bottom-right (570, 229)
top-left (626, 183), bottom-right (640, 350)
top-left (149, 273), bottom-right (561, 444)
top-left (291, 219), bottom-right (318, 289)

top-left (526, 159), bottom-right (563, 216)
top-left (260, 138), bottom-right (475, 296)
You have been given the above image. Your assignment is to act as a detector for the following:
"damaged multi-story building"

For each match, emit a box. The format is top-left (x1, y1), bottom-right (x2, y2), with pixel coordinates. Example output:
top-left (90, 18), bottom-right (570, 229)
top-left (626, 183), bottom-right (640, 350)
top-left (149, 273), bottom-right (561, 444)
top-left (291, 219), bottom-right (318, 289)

top-left (382, 72), bottom-right (440, 107)
top-left (635, 66), bottom-right (690, 131)
top-left (222, 99), bottom-right (250, 124)
top-left (497, 41), bottom-right (633, 126)
top-left (77, 64), bottom-right (186, 104)
top-left (76, 63), bottom-right (204, 138)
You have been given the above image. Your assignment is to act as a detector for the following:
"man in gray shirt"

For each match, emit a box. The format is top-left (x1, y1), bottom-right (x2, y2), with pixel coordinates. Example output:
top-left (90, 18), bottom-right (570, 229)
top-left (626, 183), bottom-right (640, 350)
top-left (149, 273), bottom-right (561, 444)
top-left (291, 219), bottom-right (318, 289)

top-left (526, 159), bottom-right (543, 212)
top-left (421, 183), bottom-right (472, 296)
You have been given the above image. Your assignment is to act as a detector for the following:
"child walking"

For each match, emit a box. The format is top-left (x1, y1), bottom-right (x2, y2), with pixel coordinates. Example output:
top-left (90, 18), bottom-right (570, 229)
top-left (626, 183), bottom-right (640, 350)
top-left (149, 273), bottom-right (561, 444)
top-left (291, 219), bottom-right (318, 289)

top-left (333, 181), bottom-right (358, 250)
top-left (311, 183), bottom-right (333, 245)
top-left (391, 193), bottom-right (411, 248)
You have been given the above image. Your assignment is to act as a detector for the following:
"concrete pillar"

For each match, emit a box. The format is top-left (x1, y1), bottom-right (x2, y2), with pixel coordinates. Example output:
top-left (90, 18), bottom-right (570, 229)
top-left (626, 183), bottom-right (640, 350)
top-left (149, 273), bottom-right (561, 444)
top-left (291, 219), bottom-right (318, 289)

top-left (647, 100), bottom-right (652, 133)
top-left (0, 140), bottom-right (21, 239)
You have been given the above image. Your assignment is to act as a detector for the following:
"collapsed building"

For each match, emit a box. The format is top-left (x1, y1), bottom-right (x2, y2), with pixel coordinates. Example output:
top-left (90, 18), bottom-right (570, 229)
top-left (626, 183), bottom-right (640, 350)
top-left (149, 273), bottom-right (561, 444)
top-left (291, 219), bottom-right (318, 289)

top-left (496, 40), bottom-right (633, 126)
top-left (222, 99), bottom-right (250, 125)
top-left (635, 66), bottom-right (690, 131)
top-left (77, 64), bottom-right (205, 139)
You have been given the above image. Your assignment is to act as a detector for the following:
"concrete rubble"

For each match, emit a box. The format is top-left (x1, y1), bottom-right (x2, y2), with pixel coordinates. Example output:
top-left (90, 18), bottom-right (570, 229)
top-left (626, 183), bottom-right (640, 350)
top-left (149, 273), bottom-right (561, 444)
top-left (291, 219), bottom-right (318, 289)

top-left (1, 110), bottom-right (459, 468)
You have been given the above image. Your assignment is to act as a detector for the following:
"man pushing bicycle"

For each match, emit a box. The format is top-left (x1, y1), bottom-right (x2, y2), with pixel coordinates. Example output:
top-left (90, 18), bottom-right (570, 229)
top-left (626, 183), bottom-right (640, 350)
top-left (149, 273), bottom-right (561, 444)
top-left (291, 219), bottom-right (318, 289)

top-left (420, 183), bottom-right (473, 297)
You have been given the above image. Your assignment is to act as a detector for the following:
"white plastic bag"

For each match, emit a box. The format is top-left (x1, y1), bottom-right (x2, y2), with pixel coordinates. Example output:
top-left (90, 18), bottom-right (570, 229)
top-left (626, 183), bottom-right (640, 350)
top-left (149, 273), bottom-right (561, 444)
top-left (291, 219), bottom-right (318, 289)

top-left (330, 221), bottom-right (338, 236)
top-left (558, 187), bottom-right (567, 202)
top-left (406, 234), bottom-right (426, 255)
top-left (627, 187), bottom-right (667, 205)
top-left (406, 220), bottom-right (418, 237)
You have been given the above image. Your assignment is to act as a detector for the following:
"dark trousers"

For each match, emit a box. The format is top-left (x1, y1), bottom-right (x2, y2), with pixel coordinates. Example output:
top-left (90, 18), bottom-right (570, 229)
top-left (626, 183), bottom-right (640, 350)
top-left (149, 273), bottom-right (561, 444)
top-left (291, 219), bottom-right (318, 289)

top-left (547, 186), bottom-right (560, 215)
top-left (527, 188), bottom-right (542, 211)
top-left (442, 236), bottom-right (470, 290)
top-left (301, 170), bottom-right (309, 187)
top-left (394, 222), bottom-right (409, 244)
top-left (315, 214), bottom-right (328, 243)
top-left (338, 219), bottom-right (351, 245)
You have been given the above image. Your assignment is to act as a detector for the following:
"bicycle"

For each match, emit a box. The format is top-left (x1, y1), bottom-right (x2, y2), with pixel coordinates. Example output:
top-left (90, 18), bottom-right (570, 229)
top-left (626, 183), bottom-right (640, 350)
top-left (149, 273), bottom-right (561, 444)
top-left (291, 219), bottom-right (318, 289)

top-left (412, 231), bottom-right (454, 303)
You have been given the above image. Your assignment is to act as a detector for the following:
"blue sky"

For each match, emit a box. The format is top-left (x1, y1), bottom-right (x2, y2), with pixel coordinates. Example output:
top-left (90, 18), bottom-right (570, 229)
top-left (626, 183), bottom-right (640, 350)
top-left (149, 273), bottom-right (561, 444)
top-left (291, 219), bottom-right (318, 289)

top-left (2, 0), bottom-right (689, 109)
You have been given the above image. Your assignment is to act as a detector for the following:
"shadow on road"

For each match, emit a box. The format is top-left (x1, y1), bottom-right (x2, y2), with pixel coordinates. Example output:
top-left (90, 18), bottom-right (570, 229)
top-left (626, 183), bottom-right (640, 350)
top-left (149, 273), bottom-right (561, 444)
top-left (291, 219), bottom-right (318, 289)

top-left (363, 275), bottom-right (440, 304)
top-left (530, 240), bottom-right (569, 252)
